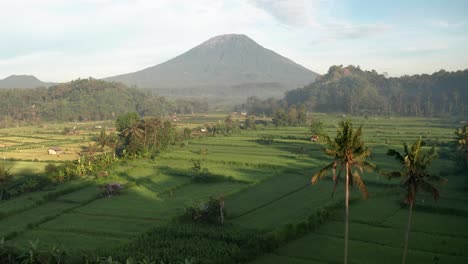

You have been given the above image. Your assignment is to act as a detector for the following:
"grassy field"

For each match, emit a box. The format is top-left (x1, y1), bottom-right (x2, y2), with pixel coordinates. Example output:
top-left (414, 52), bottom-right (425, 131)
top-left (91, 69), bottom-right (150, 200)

top-left (0, 114), bottom-right (466, 263)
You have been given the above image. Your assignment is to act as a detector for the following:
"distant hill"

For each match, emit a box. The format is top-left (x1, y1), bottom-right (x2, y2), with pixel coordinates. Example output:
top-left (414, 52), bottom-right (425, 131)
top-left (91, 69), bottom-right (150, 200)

top-left (105, 34), bottom-right (319, 100)
top-left (0, 75), bottom-right (54, 89)
top-left (283, 65), bottom-right (468, 116)
top-left (0, 78), bottom-right (171, 122)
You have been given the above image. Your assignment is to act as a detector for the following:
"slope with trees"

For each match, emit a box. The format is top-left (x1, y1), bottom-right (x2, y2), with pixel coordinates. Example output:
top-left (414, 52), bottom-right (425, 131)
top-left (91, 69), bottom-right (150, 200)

top-left (0, 78), bottom-right (172, 123)
top-left (240, 66), bottom-right (468, 117)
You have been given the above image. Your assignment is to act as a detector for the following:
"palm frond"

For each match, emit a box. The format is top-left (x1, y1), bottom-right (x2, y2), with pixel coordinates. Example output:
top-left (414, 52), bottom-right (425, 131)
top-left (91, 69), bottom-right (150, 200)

top-left (331, 164), bottom-right (343, 198)
top-left (425, 174), bottom-right (448, 184)
top-left (386, 171), bottom-right (402, 179)
top-left (352, 170), bottom-right (369, 199)
top-left (419, 180), bottom-right (440, 202)
top-left (387, 148), bottom-right (405, 164)
top-left (311, 162), bottom-right (335, 184)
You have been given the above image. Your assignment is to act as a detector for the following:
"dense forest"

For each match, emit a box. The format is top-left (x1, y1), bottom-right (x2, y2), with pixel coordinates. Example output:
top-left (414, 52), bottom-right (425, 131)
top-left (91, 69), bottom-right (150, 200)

top-left (0, 78), bottom-right (169, 122)
top-left (0, 78), bottom-right (210, 125)
top-left (240, 66), bottom-right (468, 117)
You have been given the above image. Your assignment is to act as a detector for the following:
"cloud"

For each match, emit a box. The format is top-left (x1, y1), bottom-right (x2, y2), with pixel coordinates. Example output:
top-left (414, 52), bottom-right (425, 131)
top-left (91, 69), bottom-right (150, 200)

top-left (326, 23), bottom-right (392, 39)
top-left (431, 20), bottom-right (465, 29)
top-left (250, 0), bottom-right (319, 27)
top-left (251, 0), bottom-right (390, 41)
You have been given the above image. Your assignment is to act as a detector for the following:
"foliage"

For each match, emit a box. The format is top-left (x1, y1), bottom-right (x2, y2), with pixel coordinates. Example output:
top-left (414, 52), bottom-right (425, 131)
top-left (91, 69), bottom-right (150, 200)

top-left (284, 65), bottom-right (468, 116)
top-left (386, 138), bottom-right (445, 204)
top-left (115, 112), bottom-right (140, 133)
top-left (205, 116), bottom-right (240, 136)
top-left (257, 134), bottom-right (274, 144)
top-left (184, 197), bottom-right (225, 224)
top-left (311, 119), bottom-right (375, 264)
top-left (0, 163), bottom-right (13, 200)
top-left (309, 119), bottom-right (324, 135)
top-left (455, 124), bottom-right (468, 170)
top-left (109, 224), bottom-right (263, 264)
top-left (271, 105), bottom-right (307, 126)
top-left (387, 138), bottom-right (446, 264)
top-left (243, 116), bottom-right (256, 130)
top-left (0, 238), bottom-right (67, 264)
top-left (311, 120), bottom-right (375, 198)
top-left (234, 96), bottom-right (282, 117)
top-left (116, 115), bottom-right (176, 157)
top-left (190, 159), bottom-right (212, 183)
top-left (0, 78), bottom-right (172, 122)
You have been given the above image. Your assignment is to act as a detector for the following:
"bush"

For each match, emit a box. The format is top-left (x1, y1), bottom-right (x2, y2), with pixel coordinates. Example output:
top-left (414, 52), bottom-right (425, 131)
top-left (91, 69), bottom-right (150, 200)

top-left (257, 134), bottom-right (274, 144)
top-left (184, 197), bottom-right (226, 224)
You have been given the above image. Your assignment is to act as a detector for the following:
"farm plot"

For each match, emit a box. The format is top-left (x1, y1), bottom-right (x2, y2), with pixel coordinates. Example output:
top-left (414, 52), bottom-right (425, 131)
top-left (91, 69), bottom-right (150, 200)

top-left (1, 115), bottom-right (465, 261)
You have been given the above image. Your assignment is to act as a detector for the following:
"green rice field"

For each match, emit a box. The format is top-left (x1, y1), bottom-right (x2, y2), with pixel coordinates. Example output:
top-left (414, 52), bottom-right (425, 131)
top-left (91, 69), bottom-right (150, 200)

top-left (0, 114), bottom-right (466, 263)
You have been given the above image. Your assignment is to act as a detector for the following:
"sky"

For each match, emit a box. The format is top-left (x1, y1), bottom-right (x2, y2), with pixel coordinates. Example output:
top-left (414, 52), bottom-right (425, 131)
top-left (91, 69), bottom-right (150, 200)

top-left (1, 0), bottom-right (467, 82)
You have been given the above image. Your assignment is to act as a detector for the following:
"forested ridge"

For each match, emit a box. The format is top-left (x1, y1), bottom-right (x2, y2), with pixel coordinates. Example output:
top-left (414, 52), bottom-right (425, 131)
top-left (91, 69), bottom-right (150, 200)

top-left (0, 78), bottom-right (174, 123)
top-left (283, 65), bottom-right (468, 116)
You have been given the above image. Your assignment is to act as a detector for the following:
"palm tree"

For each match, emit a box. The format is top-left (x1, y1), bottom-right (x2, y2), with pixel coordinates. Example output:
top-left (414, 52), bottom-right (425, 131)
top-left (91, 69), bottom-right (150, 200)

top-left (121, 121), bottom-right (145, 155)
top-left (455, 124), bottom-right (468, 170)
top-left (312, 120), bottom-right (375, 264)
top-left (387, 138), bottom-right (445, 264)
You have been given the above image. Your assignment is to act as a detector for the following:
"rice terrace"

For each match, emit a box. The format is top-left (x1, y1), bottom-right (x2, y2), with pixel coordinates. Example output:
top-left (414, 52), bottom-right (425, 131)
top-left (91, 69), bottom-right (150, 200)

top-left (0, 112), bottom-right (467, 264)
top-left (1, 1), bottom-right (468, 263)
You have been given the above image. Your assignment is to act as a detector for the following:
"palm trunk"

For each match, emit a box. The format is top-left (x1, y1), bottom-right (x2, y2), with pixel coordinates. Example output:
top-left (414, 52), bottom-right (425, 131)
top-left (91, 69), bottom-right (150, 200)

top-left (344, 162), bottom-right (349, 264)
top-left (402, 200), bottom-right (414, 264)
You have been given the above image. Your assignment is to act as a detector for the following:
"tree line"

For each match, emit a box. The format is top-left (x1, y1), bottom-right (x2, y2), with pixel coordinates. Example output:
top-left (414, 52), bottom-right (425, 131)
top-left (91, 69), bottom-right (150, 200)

top-left (239, 66), bottom-right (468, 117)
top-left (0, 78), bottom-right (211, 126)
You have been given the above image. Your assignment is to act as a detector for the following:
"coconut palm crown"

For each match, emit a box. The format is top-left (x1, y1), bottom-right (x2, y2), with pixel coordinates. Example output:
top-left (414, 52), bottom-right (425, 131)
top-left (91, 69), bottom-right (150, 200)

top-left (386, 138), bottom-right (446, 264)
top-left (311, 119), bottom-right (375, 198)
top-left (311, 120), bottom-right (375, 264)
top-left (386, 138), bottom-right (445, 204)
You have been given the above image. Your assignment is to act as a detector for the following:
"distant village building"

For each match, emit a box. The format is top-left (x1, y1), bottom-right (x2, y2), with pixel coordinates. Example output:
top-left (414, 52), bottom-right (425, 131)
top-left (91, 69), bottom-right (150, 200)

top-left (170, 113), bottom-right (179, 122)
top-left (48, 147), bottom-right (62, 155)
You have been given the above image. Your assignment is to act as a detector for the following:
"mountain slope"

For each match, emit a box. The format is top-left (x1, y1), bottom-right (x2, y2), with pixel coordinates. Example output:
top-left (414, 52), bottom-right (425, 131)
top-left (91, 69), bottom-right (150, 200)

top-left (105, 34), bottom-right (318, 99)
top-left (0, 75), bottom-right (53, 89)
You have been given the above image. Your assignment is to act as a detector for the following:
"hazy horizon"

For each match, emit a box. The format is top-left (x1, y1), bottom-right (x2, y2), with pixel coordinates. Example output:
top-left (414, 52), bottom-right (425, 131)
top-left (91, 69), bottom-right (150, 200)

top-left (1, 0), bottom-right (468, 82)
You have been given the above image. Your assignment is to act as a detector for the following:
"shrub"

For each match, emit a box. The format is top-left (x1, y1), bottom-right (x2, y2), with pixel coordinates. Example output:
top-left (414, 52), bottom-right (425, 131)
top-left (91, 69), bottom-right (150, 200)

top-left (184, 197), bottom-right (226, 224)
top-left (257, 134), bottom-right (274, 144)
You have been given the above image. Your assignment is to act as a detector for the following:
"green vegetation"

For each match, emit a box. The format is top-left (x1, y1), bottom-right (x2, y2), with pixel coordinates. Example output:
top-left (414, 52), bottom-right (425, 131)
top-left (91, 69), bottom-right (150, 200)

top-left (240, 66), bottom-right (468, 118)
top-left (387, 138), bottom-right (446, 264)
top-left (455, 124), bottom-right (468, 170)
top-left (0, 114), bottom-right (466, 264)
top-left (0, 78), bottom-right (172, 124)
top-left (311, 120), bottom-right (375, 264)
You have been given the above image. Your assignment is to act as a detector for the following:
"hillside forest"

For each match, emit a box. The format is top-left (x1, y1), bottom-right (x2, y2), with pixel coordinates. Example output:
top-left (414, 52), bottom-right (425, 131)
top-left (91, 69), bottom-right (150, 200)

top-left (1, 66), bottom-right (467, 127)
top-left (239, 65), bottom-right (468, 117)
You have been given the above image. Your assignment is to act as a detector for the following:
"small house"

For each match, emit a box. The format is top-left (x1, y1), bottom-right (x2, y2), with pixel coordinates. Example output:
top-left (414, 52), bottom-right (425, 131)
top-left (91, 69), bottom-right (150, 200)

top-left (170, 113), bottom-right (179, 122)
top-left (48, 147), bottom-right (62, 155)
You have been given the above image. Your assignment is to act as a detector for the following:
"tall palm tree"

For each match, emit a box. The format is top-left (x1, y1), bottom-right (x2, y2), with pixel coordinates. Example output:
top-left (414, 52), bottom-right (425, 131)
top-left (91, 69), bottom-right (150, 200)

top-left (455, 124), bottom-right (468, 170)
top-left (387, 138), bottom-right (445, 264)
top-left (312, 120), bottom-right (375, 264)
